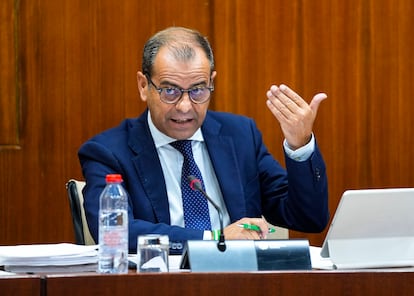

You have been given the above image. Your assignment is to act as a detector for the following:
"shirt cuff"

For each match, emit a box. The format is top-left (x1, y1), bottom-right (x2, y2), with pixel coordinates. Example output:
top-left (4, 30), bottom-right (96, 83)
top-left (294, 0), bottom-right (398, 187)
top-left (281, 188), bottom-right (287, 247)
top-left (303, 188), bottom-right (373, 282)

top-left (203, 230), bottom-right (212, 240)
top-left (283, 134), bottom-right (315, 162)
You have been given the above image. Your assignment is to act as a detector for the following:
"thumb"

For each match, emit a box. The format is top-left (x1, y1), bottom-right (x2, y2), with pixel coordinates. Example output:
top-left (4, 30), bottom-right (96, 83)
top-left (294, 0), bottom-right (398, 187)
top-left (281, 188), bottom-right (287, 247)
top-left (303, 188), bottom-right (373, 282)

top-left (309, 93), bottom-right (328, 114)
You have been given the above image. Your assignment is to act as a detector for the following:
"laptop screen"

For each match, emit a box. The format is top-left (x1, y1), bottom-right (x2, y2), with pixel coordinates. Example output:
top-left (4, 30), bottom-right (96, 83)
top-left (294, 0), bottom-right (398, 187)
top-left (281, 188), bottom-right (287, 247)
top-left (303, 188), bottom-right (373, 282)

top-left (320, 188), bottom-right (414, 267)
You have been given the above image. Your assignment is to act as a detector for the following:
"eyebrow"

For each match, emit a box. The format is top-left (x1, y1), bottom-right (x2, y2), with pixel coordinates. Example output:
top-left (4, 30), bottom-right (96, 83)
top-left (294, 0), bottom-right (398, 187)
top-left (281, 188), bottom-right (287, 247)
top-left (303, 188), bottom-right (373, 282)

top-left (158, 79), bottom-right (208, 89)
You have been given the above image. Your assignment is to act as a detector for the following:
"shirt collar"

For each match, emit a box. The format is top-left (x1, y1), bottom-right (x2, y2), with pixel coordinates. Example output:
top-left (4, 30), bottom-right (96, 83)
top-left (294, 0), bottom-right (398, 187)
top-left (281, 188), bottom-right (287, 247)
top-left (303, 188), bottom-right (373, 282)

top-left (147, 111), bottom-right (204, 149)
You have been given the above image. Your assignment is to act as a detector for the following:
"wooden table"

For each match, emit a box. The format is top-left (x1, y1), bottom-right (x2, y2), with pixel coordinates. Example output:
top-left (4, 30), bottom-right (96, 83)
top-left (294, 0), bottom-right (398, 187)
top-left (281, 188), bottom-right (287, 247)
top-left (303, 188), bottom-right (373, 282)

top-left (44, 269), bottom-right (414, 296)
top-left (0, 274), bottom-right (43, 296)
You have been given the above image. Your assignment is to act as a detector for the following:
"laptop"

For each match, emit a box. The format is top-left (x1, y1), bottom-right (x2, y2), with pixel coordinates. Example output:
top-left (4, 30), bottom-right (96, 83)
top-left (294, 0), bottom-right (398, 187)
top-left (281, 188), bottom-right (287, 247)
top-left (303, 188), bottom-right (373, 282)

top-left (320, 188), bottom-right (414, 269)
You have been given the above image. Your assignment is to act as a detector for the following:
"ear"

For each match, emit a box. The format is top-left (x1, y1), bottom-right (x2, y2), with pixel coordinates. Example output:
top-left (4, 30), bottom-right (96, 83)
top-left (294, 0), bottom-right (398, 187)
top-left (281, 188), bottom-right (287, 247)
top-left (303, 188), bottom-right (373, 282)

top-left (137, 71), bottom-right (148, 102)
top-left (210, 70), bottom-right (217, 81)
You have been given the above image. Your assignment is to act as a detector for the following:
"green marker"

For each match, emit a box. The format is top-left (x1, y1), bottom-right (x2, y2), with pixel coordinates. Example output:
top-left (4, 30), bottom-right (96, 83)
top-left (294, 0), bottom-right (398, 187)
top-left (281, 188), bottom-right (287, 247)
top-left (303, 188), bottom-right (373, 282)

top-left (238, 223), bottom-right (276, 233)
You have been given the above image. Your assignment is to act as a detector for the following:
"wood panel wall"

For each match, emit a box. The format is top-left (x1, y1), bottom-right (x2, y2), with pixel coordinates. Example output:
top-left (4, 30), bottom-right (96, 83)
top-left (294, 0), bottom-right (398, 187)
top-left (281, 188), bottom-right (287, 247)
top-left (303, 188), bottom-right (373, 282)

top-left (1, 0), bottom-right (413, 247)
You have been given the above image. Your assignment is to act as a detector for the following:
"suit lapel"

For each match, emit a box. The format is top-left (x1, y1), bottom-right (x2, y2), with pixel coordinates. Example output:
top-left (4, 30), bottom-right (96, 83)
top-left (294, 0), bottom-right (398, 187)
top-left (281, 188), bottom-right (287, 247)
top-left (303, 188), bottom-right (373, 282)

top-left (128, 112), bottom-right (171, 224)
top-left (202, 115), bottom-right (247, 221)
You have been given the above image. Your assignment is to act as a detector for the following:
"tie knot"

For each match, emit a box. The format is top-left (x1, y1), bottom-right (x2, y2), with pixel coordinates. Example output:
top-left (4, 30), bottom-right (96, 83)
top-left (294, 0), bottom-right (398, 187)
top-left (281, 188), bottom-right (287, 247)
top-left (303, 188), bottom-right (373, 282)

top-left (170, 140), bottom-right (193, 158)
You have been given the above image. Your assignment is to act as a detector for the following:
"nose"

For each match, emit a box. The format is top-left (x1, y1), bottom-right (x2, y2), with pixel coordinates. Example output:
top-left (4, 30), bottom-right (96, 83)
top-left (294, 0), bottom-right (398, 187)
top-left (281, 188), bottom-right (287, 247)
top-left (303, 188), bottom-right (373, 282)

top-left (175, 91), bottom-right (193, 112)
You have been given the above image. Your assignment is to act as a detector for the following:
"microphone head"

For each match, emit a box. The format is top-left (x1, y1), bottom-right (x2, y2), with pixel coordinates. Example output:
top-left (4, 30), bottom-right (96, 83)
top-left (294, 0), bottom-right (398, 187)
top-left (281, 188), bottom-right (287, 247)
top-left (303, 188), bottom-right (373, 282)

top-left (187, 175), bottom-right (202, 191)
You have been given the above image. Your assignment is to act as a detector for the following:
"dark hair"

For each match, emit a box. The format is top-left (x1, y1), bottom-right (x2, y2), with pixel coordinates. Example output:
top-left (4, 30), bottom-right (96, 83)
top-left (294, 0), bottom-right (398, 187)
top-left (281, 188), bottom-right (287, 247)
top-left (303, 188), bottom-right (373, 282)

top-left (142, 27), bottom-right (215, 77)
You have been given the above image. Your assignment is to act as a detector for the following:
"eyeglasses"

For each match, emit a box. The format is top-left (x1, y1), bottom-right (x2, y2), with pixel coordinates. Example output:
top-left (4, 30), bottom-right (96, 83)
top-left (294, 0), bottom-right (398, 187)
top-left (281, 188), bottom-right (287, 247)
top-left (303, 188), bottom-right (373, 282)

top-left (145, 75), bottom-right (214, 104)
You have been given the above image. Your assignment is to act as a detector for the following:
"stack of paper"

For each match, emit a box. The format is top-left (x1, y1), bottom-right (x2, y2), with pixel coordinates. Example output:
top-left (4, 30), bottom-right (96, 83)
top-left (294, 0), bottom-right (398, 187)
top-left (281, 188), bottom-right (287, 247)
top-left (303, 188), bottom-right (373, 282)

top-left (0, 243), bottom-right (98, 273)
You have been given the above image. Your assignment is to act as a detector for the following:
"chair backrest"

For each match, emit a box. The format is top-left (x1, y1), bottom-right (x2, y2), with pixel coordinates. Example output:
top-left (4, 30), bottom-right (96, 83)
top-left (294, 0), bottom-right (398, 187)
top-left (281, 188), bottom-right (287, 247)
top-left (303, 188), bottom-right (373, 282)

top-left (66, 179), bottom-right (96, 245)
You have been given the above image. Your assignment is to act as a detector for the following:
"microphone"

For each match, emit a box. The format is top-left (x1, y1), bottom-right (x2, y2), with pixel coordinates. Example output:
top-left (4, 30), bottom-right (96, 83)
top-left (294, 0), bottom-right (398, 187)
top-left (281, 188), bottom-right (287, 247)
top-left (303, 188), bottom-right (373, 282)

top-left (187, 175), bottom-right (226, 252)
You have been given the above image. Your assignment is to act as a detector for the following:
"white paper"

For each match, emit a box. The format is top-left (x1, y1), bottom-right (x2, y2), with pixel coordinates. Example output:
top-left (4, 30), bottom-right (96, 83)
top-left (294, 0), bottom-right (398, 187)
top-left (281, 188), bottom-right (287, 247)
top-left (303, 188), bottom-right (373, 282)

top-left (168, 255), bottom-right (183, 271)
top-left (141, 256), bottom-right (168, 272)
top-left (0, 243), bottom-right (98, 266)
top-left (128, 254), bottom-right (184, 272)
top-left (0, 270), bottom-right (16, 276)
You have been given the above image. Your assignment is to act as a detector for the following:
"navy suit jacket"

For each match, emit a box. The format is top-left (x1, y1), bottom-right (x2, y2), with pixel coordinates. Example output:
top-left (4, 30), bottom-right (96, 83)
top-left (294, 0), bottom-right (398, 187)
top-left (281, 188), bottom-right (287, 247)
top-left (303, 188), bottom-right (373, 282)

top-left (79, 109), bottom-right (329, 253)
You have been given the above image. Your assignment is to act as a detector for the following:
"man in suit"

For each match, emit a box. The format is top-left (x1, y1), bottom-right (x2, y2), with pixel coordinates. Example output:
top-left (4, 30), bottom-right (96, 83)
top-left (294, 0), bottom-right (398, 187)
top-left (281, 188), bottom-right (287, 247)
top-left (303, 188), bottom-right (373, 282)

top-left (79, 26), bottom-right (329, 254)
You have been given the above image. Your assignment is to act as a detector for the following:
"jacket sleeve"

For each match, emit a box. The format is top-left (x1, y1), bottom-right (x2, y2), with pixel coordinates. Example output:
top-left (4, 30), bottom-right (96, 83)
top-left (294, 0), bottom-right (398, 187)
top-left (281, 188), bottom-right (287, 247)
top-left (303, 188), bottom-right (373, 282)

top-left (261, 138), bottom-right (329, 233)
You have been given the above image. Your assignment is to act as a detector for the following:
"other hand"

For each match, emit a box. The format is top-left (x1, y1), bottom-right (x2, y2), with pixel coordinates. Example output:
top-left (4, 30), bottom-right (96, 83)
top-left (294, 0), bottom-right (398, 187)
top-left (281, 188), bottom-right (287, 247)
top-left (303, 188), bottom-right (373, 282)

top-left (266, 84), bottom-right (327, 150)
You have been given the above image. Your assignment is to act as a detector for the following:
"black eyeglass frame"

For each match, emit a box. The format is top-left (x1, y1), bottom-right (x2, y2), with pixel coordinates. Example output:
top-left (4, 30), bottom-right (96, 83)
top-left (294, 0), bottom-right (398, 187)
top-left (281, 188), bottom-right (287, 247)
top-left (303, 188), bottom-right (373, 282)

top-left (145, 74), bottom-right (214, 104)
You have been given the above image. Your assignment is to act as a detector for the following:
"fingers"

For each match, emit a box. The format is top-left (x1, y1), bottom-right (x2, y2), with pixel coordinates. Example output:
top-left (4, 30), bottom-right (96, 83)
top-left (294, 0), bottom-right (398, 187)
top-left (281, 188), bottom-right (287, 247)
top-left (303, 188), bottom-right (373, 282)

top-left (224, 218), bottom-right (270, 240)
top-left (309, 93), bottom-right (328, 114)
top-left (266, 84), bottom-right (302, 121)
top-left (267, 84), bottom-right (326, 108)
top-left (266, 83), bottom-right (327, 149)
top-left (266, 84), bottom-right (310, 133)
top-left (277, 84), bottom-right (306, 106)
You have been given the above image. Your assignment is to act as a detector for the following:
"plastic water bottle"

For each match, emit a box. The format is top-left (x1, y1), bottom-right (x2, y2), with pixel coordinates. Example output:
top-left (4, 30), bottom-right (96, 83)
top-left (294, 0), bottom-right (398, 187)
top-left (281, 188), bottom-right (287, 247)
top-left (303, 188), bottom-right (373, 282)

top-left (98, 174), bottom-right (128, 273)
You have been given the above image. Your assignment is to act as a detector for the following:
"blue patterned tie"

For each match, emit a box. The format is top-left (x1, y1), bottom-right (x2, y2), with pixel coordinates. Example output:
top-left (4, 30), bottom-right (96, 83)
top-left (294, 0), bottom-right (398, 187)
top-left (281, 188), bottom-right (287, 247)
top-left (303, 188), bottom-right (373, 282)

top-left (170, 140), bottom-right (211, 230)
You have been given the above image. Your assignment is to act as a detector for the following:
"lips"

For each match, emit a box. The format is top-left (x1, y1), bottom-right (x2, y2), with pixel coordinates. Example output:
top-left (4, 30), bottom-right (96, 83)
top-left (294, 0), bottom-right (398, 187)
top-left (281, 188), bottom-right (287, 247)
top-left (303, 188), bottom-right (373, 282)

top-left (172, 118), bottom-right (192, 123)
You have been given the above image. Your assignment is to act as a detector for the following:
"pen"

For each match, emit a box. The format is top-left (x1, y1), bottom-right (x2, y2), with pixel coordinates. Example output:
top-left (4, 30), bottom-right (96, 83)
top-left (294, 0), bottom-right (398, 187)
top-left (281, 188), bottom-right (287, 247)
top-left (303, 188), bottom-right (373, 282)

top-left (238, 223), bottom-right (276, 233)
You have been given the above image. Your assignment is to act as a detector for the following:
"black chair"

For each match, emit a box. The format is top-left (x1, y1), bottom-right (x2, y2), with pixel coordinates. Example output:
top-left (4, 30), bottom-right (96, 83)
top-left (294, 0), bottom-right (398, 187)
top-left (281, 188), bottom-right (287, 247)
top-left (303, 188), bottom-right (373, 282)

top-left (66, 179), bottom-right (96, 245)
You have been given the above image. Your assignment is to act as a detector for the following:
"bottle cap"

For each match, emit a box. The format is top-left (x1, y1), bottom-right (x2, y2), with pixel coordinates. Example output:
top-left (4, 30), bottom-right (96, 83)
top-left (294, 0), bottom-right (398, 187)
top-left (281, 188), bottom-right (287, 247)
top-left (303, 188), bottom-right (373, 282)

top-left (105, 174), bottom-right (123, 183)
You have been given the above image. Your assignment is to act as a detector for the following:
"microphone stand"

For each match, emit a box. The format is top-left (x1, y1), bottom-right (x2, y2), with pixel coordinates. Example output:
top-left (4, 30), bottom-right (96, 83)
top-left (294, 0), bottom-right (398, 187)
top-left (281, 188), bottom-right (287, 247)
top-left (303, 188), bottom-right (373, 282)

top-left (188, 176), bottom-right (226, 252)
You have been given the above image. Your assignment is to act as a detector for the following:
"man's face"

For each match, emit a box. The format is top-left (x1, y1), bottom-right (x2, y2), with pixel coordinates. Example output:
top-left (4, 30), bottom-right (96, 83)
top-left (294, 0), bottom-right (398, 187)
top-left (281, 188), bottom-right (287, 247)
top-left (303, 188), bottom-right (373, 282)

top-left (137, 46), bottom-right (216, 140)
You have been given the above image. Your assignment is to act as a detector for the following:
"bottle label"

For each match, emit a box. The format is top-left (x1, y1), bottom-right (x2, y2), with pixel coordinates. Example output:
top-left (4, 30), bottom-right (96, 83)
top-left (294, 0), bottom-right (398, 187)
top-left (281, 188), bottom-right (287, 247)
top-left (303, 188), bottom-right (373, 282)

top-left (103, 229), bottom-right (123, 247)
top-left (100, 210), bottom-right (126, 226)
